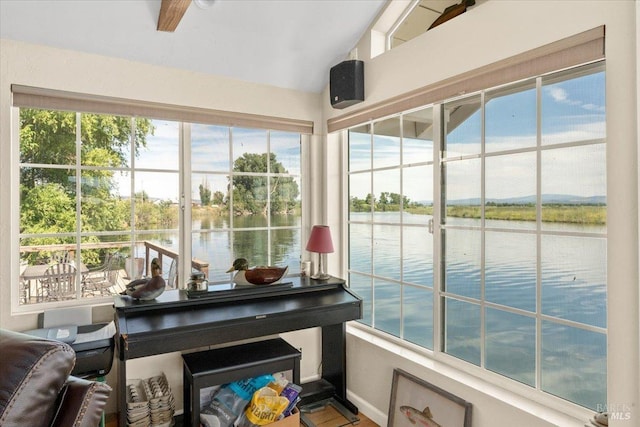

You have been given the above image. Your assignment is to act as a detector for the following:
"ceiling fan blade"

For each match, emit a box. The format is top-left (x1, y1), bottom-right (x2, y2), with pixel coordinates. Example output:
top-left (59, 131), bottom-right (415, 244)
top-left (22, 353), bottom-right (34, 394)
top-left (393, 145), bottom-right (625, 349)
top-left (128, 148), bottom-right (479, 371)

top-left (157, 0), bottom-right (192, 32)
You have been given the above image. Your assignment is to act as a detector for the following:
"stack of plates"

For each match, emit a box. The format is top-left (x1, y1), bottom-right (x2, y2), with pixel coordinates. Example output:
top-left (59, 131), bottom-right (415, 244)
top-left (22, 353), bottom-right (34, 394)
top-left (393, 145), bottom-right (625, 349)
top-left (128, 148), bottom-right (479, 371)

top-left (126, 373), bottom-right (175, 427)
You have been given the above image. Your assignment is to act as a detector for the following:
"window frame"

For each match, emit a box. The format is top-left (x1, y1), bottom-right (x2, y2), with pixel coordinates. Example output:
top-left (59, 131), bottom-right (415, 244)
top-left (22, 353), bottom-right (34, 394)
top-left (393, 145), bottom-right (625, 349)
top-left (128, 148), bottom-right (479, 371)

top-left (344, 60), bottom-right (607, 414)
top-left (11, 99), bottom-right (308, 313)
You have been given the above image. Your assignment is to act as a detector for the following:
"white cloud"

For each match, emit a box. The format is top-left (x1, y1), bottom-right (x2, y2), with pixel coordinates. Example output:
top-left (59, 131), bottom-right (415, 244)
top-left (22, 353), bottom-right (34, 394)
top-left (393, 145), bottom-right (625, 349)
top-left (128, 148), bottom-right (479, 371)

top-left (548, 87), bottom-right (568, 102)
top-left (544, 87), bottom-right (604, 112)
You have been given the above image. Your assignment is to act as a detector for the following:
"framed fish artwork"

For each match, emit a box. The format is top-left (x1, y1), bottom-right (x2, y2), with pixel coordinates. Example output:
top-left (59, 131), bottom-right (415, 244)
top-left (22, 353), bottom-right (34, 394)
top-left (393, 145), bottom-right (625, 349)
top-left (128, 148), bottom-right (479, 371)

top-left (388, 369), bottom-right (472, 427)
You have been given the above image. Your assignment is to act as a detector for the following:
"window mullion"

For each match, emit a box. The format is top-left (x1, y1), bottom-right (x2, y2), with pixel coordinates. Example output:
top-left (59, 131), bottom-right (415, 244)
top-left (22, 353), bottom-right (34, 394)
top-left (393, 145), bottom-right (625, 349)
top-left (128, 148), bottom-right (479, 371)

top-left (75, 112), bottom-right (82, 298)
top-left (480, 91), bottom-right (487, 369)
top-left (399, 115), bottom-right (404, 340)
top-left (432, 103), bottom-right (443, 355)
top-left (129, 117), bottom-right (137, 254)
top-left (228, 128), bottom-right (234, 251)
top-left (180, 122), bottom-right (191, 290)
top-left (369, 126), bottom-right (375, 329)
top-left (267, 130), bottom-right (272, 265)
top-left (535, 76), bottom-right (543, 391)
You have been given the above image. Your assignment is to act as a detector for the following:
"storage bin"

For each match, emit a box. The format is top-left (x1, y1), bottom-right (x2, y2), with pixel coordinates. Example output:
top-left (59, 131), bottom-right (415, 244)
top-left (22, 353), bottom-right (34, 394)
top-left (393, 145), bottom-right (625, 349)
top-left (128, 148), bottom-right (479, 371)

top-left (182, 338), bottom-right (301, 427)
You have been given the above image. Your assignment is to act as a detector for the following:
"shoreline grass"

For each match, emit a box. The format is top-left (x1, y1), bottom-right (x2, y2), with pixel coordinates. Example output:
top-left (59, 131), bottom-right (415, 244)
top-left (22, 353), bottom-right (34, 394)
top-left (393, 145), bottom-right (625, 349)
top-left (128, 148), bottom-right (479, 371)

top-left (389, 204), bottom-right (606, 225)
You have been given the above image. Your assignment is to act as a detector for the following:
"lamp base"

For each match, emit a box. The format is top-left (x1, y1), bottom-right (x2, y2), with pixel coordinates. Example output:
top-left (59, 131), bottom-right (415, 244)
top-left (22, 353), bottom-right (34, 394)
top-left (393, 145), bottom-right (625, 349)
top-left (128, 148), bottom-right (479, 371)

top-left (312, 252), bottom-right (330, 281)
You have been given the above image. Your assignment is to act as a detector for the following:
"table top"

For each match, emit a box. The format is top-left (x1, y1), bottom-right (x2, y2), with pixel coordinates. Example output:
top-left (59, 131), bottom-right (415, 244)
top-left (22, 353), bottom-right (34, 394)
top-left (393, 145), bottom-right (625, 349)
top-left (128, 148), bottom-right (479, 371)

top-left (114, 275), bottom-right (346, 312)
top-left (113, 276), bottom-right (362, 359)
top-left (22, 263), bottom-right (88, 280)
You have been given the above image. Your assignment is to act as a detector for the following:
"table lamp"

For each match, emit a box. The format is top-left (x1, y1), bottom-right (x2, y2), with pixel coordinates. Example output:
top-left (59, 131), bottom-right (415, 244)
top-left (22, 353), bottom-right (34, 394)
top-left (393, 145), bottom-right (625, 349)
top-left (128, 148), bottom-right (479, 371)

top-left (305, 225), bottom-right (334, 280)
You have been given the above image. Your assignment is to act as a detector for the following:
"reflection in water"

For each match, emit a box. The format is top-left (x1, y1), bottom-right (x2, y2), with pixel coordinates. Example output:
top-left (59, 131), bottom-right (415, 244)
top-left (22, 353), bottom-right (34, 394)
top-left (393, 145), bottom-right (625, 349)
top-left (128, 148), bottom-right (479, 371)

top-left (195, 213), bottom-right (301, 283)
top-left (349, 211), bottom-right (607, 410)
top-left (133, 213), bottom-right (300, 285)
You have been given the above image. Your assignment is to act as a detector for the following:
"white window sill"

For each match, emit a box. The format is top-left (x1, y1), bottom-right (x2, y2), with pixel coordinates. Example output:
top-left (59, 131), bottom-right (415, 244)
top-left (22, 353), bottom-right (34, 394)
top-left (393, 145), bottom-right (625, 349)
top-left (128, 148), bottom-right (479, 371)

top-left (346, 322), bottom-right (593, 427)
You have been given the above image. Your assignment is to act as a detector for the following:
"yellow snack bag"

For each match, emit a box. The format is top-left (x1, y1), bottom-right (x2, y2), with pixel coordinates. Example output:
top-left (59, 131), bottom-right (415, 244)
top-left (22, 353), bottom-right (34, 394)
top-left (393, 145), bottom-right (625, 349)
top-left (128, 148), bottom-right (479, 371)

top-left (238, 387), bottom-right (290, 426)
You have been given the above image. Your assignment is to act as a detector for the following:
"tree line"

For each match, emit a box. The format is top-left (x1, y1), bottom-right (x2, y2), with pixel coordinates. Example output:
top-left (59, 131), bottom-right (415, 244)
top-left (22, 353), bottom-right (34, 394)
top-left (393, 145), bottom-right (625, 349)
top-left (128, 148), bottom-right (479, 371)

top-left (350, 192), bottom-right (427, 212)
top-left (198, 152), bottom-right (300, 216)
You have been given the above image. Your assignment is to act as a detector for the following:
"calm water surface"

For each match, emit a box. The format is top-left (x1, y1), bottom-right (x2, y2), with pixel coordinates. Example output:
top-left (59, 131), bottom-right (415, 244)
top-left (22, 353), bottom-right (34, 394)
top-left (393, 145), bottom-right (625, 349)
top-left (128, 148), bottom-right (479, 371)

top-left (348, 211), bottom-right (607, 410)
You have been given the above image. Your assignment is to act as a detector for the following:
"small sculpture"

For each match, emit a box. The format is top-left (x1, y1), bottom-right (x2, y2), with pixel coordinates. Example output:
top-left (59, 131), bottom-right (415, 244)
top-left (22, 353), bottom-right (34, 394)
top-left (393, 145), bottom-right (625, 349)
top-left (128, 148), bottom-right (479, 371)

top-left (226, 258), bottom-right (289, 286)
top-left (121, 258), bottom-right (166, 300)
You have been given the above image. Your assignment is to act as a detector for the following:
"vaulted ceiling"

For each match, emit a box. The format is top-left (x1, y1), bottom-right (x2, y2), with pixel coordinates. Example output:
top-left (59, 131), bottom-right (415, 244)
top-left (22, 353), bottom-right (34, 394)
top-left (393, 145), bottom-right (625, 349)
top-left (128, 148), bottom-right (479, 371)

top-left (0, 0), bottom-right (387, 93)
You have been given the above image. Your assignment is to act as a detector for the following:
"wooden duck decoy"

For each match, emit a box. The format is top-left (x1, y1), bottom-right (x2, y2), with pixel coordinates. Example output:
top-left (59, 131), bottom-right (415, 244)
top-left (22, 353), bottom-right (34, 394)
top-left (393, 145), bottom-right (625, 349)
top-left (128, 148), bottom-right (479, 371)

top-left (121, 258), bottom-right (166, 300)
top-left (226, 258), bottom-right (289, 286)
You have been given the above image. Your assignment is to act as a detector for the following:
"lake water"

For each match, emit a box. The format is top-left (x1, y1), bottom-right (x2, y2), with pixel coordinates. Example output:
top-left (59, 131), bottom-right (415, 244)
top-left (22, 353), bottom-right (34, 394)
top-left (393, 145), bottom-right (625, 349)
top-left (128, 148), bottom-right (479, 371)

top-left (137, 213), bottom-right (302, 284)
top-left (348, 211), bottom-right (607, 410)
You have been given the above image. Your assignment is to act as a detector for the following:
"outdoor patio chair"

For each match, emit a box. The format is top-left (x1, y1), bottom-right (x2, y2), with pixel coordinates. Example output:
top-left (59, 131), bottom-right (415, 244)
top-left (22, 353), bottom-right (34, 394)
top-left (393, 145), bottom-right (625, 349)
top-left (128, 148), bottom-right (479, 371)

top-left (51, 250), bottom-right (72, 264)
top-left (82, 254), bottom-right (122, 297)
top-left (40, 263), bottom-right (77, 301)
top-left (167, 258), bottom-right (178, 289)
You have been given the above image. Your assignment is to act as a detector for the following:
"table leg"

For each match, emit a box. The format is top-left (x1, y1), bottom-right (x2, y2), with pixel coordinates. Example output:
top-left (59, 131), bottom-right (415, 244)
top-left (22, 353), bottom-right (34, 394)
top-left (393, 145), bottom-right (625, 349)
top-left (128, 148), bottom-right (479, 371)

top-left (321, 323), bottom-right (358, 415)
top-left (118, 356), bottom-right (127, 427)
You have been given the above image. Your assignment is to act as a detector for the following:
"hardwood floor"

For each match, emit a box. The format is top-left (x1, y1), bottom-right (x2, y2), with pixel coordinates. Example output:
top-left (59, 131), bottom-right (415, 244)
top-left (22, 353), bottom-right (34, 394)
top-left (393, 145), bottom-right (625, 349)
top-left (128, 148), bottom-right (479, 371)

top-left (105, 406), bottom-right (379, 427)
top-left (303, 404), bottom-right (379, 427)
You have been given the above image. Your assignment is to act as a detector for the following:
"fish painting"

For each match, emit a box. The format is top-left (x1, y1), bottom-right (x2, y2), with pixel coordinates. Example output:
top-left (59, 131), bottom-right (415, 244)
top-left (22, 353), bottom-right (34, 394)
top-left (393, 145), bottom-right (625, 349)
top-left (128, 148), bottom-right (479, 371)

top-left (399, 405), bottom-right (442, 427)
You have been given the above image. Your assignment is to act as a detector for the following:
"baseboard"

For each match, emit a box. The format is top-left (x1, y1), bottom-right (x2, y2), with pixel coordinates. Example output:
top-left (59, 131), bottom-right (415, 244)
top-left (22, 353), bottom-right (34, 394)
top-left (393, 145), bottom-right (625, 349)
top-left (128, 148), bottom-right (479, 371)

top-left (347, 389), bottom-right (387, 426)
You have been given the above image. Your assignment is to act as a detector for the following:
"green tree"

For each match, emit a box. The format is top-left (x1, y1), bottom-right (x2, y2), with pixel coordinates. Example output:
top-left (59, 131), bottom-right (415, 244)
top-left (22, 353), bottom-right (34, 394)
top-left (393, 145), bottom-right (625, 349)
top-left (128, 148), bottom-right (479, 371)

top-left (231, 153), bottom-right (299, 215)
top-left (199, 178), bottom-right (212, 206)
top-left (20, 183), bottom-right (76, 234)
top-left (19, 109), bottom-right (156, 265)
top-left (213, 191), bottom-right (225, 206)
top-left (20, 183), bottom-right (77, 263)
top-left (80, 148), bottom-right (128, 232)
top-left (389, 192), bottom-right (402, 205)
top-left (379, 192), bottom-right (389, 205)
top-left (365, 193), bottom-right (375, 206)
top-left (20, 110), bottom-right (152, 193)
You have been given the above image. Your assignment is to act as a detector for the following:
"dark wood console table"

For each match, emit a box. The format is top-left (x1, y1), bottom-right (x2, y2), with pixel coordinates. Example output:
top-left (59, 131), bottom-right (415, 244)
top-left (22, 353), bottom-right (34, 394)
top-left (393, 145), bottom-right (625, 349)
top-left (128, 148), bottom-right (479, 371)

top-left (113, 276), bottom-right (362, 427)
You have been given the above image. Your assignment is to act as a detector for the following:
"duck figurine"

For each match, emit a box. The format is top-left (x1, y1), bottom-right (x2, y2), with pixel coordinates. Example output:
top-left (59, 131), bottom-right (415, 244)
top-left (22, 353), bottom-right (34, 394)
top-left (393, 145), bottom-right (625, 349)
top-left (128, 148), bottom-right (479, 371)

top-left (121, 258), bottom-right (166, 300)
top-left (226, 258), bottom-right (289, 286)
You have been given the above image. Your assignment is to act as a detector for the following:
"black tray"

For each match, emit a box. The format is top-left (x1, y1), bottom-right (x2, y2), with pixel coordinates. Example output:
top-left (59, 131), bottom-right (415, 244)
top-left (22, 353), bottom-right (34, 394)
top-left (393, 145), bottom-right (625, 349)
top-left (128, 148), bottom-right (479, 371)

top-left (186, 281), bottom-right (294, 299)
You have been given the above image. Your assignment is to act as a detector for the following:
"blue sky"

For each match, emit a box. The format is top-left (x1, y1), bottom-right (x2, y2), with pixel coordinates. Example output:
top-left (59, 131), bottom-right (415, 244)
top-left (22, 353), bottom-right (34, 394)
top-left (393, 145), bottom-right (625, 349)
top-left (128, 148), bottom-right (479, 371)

top-left (115, 123), bottom-right (300, 202)
top-left (349, 70), bottom-right (606, 202)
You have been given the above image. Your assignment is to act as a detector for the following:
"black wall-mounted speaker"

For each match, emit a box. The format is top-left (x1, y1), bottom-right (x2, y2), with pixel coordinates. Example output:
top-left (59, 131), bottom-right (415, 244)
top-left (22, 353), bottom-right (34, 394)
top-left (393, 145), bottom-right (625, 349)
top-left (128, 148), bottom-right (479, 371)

top-left (329, 60), bottom-right (364, 109)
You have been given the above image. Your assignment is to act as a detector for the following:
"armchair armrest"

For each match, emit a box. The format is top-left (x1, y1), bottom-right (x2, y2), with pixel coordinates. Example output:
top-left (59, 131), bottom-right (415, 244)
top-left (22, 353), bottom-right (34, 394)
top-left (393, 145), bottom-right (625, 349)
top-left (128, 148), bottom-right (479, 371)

top-left (50, 376), bottom-right (111, 427)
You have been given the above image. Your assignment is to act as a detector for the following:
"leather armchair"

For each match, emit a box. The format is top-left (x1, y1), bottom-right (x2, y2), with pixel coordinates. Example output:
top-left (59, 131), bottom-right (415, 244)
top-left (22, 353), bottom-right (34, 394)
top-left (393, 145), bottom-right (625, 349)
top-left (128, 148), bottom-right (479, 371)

top-left (0, 328), bottom-right (111, 427)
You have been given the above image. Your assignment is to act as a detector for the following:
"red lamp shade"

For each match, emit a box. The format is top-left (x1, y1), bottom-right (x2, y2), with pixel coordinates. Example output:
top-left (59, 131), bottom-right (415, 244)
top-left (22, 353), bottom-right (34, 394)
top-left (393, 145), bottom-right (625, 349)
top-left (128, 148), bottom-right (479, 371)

top-left (305, 225), bottom-right (334, 254)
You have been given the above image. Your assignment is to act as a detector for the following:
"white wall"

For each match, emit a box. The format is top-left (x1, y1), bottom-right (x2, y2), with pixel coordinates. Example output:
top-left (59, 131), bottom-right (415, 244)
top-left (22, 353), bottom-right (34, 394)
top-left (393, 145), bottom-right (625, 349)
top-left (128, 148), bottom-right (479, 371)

top-left (322, 1), bottom-right (639, 426)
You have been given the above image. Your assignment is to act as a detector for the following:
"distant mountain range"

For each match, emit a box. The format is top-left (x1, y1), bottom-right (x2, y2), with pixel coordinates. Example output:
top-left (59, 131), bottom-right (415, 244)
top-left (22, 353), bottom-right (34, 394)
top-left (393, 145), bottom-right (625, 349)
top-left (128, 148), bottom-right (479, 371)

top-left (417, 194), bottom-right (606, 206)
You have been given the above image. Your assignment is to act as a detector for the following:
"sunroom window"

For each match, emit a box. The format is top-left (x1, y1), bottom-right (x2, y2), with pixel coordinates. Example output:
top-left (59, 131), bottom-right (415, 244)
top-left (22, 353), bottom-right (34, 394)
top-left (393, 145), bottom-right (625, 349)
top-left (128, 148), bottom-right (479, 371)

top-left (17, 106), bottom-right (302, 307)
top-left (347, 61), bottom-right (606, 410)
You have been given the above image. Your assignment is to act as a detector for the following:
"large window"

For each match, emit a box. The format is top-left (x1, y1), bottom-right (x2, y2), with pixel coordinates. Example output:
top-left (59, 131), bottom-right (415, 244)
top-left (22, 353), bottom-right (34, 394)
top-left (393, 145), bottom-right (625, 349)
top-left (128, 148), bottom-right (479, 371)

top-left (17, 109), bottom-right (301, 307)
top-left (349, 107), bottom-right (435, 349)
top-left (347, 62), bottom-right (606, 410)
top-left (190, 125), bottom-right (302, 283)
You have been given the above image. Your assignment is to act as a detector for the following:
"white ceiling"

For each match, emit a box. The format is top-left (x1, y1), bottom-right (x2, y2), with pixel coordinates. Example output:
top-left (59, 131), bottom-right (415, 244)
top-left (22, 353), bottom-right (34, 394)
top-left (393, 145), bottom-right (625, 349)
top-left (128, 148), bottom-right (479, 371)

top-left (0, 0), bottom-right (387, 93)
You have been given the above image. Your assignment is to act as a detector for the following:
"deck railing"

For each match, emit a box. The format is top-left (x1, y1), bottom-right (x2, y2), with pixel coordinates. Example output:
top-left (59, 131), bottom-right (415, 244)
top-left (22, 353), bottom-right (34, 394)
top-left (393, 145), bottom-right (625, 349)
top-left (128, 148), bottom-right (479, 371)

top-left (20, 240), bottom-right (209, 285)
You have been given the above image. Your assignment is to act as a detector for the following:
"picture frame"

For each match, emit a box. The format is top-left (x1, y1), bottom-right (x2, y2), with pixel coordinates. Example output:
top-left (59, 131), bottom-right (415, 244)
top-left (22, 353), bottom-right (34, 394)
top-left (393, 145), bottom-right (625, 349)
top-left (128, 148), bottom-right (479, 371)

top-left (388, 368), bottom-right (472, 427)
